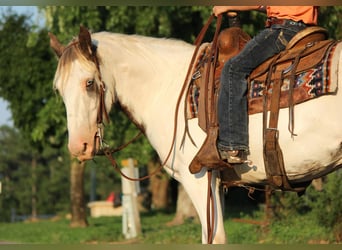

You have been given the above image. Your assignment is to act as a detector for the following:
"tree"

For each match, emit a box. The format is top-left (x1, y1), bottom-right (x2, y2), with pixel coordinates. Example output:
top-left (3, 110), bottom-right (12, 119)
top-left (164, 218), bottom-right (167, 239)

top-left (0, 12), bottom-right (56, 139)
top-left (0, 11), bottom-right (70, 221)
top-left (0, 124), bottom-right (70, 222)
top-left (0, 10), bottom-right (90, 227)
top-left (0, 125), bottom-right (31, 221)
top-left (69, 160), bottom-right (88, 227)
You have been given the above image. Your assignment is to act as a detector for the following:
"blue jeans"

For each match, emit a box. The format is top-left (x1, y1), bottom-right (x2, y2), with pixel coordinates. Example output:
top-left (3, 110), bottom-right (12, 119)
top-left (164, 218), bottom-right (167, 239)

top-left (217, 24), bottom-right (306, 153)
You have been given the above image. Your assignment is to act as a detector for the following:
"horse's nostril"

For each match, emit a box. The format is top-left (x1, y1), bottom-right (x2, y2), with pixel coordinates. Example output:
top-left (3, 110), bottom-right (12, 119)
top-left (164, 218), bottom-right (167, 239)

top-left (82, 143), bottom-right (87, 153)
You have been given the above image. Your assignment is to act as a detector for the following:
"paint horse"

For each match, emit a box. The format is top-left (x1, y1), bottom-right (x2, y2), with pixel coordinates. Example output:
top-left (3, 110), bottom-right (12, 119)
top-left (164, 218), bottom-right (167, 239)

top-left (49, 25), bottom-right (342, 243)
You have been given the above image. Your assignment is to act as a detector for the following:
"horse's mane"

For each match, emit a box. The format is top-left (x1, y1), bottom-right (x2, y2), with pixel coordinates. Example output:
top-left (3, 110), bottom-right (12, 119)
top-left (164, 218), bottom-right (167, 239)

top-left (94, 32), bottom-right (192, 51)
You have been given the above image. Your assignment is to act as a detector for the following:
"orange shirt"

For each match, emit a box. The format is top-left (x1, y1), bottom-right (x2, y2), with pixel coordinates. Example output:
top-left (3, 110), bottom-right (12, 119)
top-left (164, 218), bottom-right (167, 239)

top-left (266, 6), bottom-right (318, 25)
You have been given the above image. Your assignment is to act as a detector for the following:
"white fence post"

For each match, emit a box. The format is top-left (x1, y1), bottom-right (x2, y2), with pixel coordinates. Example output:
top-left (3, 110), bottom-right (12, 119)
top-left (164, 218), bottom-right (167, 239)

top-left (121, 158), bottom-right (141, 239)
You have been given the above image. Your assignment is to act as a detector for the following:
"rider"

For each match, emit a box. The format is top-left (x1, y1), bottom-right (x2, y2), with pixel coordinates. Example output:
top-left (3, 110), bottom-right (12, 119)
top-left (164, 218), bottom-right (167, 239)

top-left (213, 6), bottom-right (318, 163)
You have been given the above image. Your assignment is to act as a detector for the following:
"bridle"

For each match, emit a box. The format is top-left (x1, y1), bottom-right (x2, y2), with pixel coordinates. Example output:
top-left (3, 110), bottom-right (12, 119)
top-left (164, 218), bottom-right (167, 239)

top-left (55, 30), bottom-right (170, 182)
top-left (61, 39), bottom-right (112, 152)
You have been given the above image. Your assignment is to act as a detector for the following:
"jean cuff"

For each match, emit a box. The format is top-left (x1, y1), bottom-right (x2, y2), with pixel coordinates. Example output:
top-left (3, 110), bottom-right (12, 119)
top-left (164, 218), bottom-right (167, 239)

top-left (217, 143), bottom-right (250, 155)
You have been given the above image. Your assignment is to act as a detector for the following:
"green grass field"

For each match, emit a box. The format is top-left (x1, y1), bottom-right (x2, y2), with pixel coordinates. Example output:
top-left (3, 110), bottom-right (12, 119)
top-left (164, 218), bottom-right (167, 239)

top-left (0, 209), bottom-right (337, 244)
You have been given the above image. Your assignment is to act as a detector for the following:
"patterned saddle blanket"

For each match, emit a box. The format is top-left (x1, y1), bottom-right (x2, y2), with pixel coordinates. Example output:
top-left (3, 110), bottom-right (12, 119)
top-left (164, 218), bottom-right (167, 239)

top-left (248, 39), bottom-right (339, 114)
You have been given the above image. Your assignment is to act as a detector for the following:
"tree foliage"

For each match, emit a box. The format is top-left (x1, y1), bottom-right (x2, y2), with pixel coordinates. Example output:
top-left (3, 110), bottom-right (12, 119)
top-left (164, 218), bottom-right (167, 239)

top-left (318, 6), bottom-right (342, 39)
top-left (0, 12), bottom-right (57, 145)
top-left (0, 11), bottom-right (70, 221)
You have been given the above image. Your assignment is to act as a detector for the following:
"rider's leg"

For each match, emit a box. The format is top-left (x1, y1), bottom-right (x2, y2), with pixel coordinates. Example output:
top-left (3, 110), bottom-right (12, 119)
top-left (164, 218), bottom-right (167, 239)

top-left (217, 25), bottom-right (302, 163)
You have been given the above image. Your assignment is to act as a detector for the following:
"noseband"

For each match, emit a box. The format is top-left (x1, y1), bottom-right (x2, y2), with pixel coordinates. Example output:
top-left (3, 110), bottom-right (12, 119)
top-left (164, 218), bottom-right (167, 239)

top-left (96, 75), bottom-right (110, 152)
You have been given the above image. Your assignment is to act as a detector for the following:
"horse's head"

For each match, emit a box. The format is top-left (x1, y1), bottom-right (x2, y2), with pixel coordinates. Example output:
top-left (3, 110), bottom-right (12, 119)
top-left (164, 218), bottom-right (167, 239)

top-left (49, 27), bottom-right (111, 161)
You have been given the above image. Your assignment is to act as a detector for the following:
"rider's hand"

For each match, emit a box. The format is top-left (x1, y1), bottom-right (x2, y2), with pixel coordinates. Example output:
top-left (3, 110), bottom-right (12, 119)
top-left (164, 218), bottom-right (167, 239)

top-left (212, 6), bottom-right (231, 17)
top-left (213, 6), bottom-right (237, 17)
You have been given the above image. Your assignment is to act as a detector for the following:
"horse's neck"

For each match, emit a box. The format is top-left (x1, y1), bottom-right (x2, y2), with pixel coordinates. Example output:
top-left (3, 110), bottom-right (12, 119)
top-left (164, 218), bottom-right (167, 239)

top-left (97, 33), bottom-right (194, 145)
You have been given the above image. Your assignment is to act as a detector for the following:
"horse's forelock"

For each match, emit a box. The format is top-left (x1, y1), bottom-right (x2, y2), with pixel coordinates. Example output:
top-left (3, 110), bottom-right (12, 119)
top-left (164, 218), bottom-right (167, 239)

top-left (53, 41), bottom-right (97, 94)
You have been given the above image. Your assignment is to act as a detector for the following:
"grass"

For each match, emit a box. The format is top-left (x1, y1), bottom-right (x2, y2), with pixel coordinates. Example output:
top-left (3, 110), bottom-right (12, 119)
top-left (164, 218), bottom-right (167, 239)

top-left (0, 216), bottom-right (122, 244)
top-left (0, 209), bottom-right (338, 244)
top-left (262, 214), bottom-right (334, 244)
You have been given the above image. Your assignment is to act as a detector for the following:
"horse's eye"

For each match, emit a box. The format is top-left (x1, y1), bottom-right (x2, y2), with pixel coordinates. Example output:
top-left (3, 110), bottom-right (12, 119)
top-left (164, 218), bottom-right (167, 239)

top-left (86, 79), bottom-right (95, 90)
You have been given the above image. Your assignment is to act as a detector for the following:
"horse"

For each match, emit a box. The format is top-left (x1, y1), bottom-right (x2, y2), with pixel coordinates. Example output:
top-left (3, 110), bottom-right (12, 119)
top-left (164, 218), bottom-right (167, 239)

top-left (49, 26), bottom-right (342, 244)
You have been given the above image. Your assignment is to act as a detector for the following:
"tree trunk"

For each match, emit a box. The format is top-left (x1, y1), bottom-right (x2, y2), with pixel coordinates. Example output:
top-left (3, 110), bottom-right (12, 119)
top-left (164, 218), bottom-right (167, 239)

top-left (147, 156), bottom-right (170, 210)
top-left (69, 159), bottom-right (88, 228)
top-left (167, 182), bottom-right (199, 226)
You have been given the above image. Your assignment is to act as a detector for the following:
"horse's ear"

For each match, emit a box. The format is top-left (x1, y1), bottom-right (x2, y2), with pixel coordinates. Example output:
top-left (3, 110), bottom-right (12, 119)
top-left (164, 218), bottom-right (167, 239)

top-left (48, 32), bottom-right (65, 58)
top-left (78, 26), bottom-right (93, 59)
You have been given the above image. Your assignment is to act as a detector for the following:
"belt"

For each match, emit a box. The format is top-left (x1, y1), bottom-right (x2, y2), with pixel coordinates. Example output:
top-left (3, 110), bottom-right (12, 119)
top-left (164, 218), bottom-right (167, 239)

top-left (265, 18), bottom-right (307, 28)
